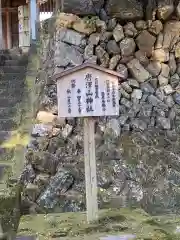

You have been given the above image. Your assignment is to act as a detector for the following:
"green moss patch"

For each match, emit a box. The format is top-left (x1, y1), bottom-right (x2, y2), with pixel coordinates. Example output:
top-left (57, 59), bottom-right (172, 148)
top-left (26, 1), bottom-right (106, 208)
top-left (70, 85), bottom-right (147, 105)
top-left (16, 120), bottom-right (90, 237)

top-left (0, 185), bottom-right (21, 235)
top-left (17, 208), bottom-right (180, 240)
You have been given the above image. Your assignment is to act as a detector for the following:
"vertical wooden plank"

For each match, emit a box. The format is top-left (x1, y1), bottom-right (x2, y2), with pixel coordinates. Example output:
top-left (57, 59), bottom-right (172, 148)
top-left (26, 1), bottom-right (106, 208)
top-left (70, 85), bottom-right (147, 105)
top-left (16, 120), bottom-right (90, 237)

top-left (30, 0), bottom-right (37, 40)
top-left (56, 0), bottom-right (61, 12)
top-left (0, 221), bottom-right (2, 234)
top-left (6, 10), bottom-right (12, 49)
top-left (36, 2), bottom-right (40, 21)
top-left (4, 10), bottom-right (8, 48)
top-left (0, 221), bottom-right (4, 239)
top-left (84, 117), bottom-right (98, 223)
top-left (36, 2), bottom-right (40, 41)
top-left (6, 0), bottom-right (12, 49)
top-left (0, 0), bottom-right (4, 49)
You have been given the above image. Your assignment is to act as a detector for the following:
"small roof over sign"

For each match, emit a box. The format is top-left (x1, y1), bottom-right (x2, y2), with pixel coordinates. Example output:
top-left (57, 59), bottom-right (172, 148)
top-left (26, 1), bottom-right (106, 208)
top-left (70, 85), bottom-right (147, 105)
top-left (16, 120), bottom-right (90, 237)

top-left (53, 63), bottom-right (124, 81)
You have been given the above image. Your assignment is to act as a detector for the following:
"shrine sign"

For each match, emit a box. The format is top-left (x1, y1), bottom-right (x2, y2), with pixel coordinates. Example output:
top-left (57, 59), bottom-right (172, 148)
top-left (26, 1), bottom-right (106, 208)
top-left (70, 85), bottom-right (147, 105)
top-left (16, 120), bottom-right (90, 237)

top-left (54, 63), bottom-right (123, 223)
top-left (56, 64), bottom-right (120, 118)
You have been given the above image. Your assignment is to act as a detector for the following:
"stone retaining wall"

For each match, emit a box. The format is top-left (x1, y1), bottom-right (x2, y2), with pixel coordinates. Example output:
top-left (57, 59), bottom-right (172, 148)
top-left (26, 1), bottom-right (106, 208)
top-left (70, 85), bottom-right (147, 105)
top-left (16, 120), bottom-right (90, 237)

top-left (20, 11), bottom-right (180, 215)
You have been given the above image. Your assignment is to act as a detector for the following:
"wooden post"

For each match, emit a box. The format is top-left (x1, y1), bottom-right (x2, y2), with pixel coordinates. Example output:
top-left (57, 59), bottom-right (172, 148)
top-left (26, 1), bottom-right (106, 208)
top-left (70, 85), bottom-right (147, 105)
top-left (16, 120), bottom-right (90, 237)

top-left (6, 10), bottom-right (12, 49)
top-left (30, 0), bottom-right (37, 40)
top-left (0, 0), bottom-right (4, 49)
top-left (56, 0), bottom-right (61, 12)
top-left (36, 2), bottom-right (40, 41)
top-left (36, 2), bottom-right (39, 21)
top-left (0, 221), bottom-right (3, 238)
top-left (6, 0), bottom-right (11, 49)
top-left (0, 222), bottom-right (2, 234)
top-left (55, 63), bottom-right (121, 223)
top-left (84, 117), bottom-right (98, 223)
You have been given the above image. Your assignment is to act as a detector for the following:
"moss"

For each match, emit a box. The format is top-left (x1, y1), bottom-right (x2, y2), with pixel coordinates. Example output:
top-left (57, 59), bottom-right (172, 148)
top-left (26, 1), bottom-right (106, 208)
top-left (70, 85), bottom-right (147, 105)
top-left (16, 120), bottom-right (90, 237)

top-left (0, 185), bottom-right (21, 236)
top-left (2, 132), bottom-right (30, 149)
top-left (83, 16), bottom-right (99, 28)
top-left (17, 208), bottom-right (180, 240)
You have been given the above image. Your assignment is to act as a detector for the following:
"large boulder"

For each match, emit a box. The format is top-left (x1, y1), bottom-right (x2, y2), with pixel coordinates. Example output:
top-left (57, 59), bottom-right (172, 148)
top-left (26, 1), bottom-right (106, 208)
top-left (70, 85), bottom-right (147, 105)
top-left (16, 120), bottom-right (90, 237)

top-left (55, 12), bottom-right (80, 29)
top-left (136, 30), bottom-right (156, 56)
top-left (162, 21), bottom-right (180, 50)
top-left (37, 169), bottom-right (74, 209)
top-left (105, 0), bottom-right (143, 21)
top-left (127, 58), bottom-right (151, 83)
top-left (157, 0), bottom-right (174, 20)
top-left (60, 0), bottom-right (104, 15)
top-left (54, 42), bottom-right (83, 67)
top-left (56, 29), bottom-right (85, 46)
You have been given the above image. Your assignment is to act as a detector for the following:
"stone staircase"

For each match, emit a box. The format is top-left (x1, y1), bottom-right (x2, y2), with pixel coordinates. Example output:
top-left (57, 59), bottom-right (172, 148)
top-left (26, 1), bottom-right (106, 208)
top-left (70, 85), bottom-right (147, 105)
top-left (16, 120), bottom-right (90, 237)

top-left (0, 48), bottom-right (28, 181)
top-left (0, 48), bottom-right (29, 238)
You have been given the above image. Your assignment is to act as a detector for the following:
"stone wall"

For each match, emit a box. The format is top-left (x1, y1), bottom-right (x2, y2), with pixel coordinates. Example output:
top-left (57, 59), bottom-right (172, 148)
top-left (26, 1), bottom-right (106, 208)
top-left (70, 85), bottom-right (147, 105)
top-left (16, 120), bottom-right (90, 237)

top-left (57, 0), bottom-right (180, 22)
top-left (20, 9), bottom-right (180, 215)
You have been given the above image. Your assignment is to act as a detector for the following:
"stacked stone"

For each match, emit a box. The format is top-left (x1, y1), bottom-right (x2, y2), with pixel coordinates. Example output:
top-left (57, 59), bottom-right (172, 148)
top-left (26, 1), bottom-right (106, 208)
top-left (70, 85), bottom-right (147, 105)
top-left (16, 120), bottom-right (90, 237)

top-left (20, 12), bottom-right (180, 214)
top-left (57, 0), bottom-right (180, 23)
top-left (52, 13), bottom-right (180, 134)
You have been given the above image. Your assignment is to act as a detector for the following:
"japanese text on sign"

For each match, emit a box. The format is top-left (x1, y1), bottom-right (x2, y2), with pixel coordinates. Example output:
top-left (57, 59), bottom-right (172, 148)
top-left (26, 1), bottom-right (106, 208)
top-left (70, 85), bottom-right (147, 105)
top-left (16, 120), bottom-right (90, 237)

top-left (57, 67), bottom-right (119, 117)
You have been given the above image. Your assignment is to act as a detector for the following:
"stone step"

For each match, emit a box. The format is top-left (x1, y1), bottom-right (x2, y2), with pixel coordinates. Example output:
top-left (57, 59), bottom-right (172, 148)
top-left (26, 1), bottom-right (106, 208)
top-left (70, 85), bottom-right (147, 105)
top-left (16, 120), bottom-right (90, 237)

top-left (0, 118), bottom-right (19, 131)
top-left (0, 51), bottom-right (12, 66)
top-left (0, 60), bottom-right (16, 67)
top-left (0, 88), bottom-right (23, 98)
top-left (19, 54), bottom-right (29, 65)
top-left (4, 59), bottom-right (26, 66)
top-left (0, 131), bottom-right (11, 144)
top-left (0, 107), bottom-right (17, 119)
top-left (8, 47), bottom-right (23, 57)
top-left (0, 49), bottom-right (26, 65)
top-left (0, 71), bottom-right (25, 77)
top-left (0, 163), bottom-right (11, 181)
top-left (0, 54), bottom-right (20, 63)
top-left (0, 97), bottom-right (23, 107)
top-left (0, 66), bottom-right (27, 74)
top-left (0, 49), bottom-right (19, 56)
top-left (0, 85), bottom-right (25, 93)
top-left (0, 72), bottom-right (26, 81)
top-left (0, 147), bottom-right (15, 162)
top-left (0, 80), bottom-right (25, 88)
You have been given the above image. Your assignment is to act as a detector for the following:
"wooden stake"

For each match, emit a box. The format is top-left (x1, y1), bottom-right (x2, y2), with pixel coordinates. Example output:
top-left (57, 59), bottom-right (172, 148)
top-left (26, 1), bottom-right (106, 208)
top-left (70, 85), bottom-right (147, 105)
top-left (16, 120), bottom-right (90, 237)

top-left (0, 221), bottom-right (3, 238)
top-left (6, 0), bottom-right (11, 49)
top-left (0, 0), bottom-right (4, 49)
top-left (30, 0), bottom-right (37, 40)
top-left (6, 10), bottom-right (11, 49)
top-left (84, 117), bottom-right (98, 223)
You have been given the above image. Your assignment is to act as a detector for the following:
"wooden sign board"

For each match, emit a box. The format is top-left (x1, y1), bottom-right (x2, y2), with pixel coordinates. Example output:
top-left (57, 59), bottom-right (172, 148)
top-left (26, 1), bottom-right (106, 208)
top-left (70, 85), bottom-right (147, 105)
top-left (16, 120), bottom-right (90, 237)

top-left (54, 64), bottom-right (122, 223)
top-left (56, 64), bottom-right (120, 118)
